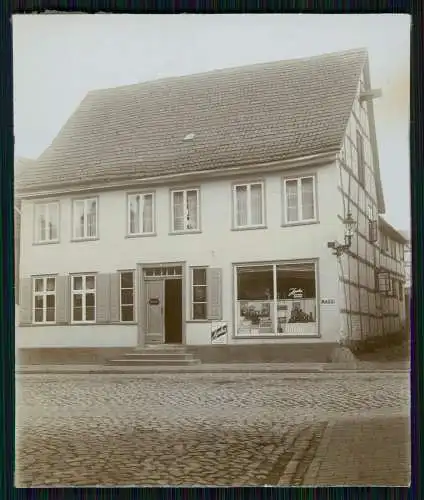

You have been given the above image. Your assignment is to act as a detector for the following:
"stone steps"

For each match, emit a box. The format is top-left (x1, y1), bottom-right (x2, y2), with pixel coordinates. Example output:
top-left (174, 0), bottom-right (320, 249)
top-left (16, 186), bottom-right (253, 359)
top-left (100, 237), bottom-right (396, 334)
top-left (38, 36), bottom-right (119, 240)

top-left (107, 345), bottom-right (202, 367)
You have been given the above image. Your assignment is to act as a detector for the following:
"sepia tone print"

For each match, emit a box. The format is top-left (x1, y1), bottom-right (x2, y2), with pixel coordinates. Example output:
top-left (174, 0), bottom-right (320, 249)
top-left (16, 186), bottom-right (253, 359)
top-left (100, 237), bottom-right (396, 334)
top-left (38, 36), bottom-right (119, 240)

top-left (14, 15), bottom-right (410, 487)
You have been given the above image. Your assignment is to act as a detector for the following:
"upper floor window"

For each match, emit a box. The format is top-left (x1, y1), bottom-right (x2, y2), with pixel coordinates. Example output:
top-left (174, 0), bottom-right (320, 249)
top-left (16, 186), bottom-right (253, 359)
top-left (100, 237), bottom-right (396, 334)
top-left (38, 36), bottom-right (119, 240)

top-left (128, 193), bottom-right (154, 235)
top-left (71, 274), bottom-right (96, 323)
top-left (33, 276), bottom-right (56, 323)
top-left (73, 198), bottom-right (97, 240)
top-left (171, 189), bottom-right (199, 232)
top-left (284, 176), bottom-right (316, 224)
top-left (34, 202), bottom-right (59, 243)
top-left (356, 131), bottom-right (365, 187)
top-left (233, 182), bottom-right (265, 228)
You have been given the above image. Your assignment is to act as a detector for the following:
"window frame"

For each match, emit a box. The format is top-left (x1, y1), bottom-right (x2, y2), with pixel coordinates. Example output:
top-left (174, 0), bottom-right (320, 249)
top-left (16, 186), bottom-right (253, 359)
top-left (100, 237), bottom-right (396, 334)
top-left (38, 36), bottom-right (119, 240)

top-left (71, 274), bottom-right (97, 324)
top-left (283, 175), bottom-right (317, 225)
top-left (170, 188), bottom-right (200, 233)
top-left (191, 266), bottom-right (208, 321)
top-left (119, 270), bottom-right (136, 323)
top-left (127, 192), bottom-right (155, 236)
top-left (33, 201), bottom-right (60, 244)
top-left (32, 276), bottom-right (57, 324)
top-left (72, 197), bottom-right (98, 241)
top-left (232, 181), bottom-right (266, 229)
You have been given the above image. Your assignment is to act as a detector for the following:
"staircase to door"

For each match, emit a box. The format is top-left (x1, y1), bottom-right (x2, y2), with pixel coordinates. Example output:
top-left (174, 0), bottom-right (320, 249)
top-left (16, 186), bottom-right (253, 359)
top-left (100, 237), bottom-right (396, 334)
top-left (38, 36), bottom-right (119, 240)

top-left (107, 344), bottom-right (201, 367)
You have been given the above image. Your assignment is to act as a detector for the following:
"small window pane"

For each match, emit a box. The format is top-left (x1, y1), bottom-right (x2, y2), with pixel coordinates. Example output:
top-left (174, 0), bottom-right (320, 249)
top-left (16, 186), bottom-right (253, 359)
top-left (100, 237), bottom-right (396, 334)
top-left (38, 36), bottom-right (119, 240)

top-left (46, 277), bottom-right (55, 291)
top-left (173, 191), bottom-right (185, 231)
top-left (73, 294), bottom-right (83, 307)
top-left (34, 296), bottom-right (44, 309)
top-left (286, 180), bottom-right (299, 222)
top-left (46, 294), bottom-right (55, 308)
top-left (87, 200), bottom-right (97, 237)
top-left (193, 286), bottom-right (207, 302)
top-left (73, 276), bottom-right (83, 290)
top-left (34, 278), bottom-right (45, 292)
top-left (193, 303), bottom-right (207, 320)
top-left (142, 194), bottom-right (153, 233)
top-left (186, 190), bottom-right (198, 230)
top-left (74, 201), bottom-right (85, 238)
top-left (301, 178), bottom-right (314, 220)
top-left (86, 276), bottom-right (95, 290)
top-left (46, 307), bottom-right (55, 322)
top-left (235, 185), bottom-right (248, 226)
top-left (121, 289), bottom-right (133, 305)
top-left (86, 307), bottom-right (95, 321)
top-left (121, 305), bottom-right (134, 322)
top-left (121, 272), bottom-right (134, 289)
top-left (86, 293), bottom-right (95, 307)
top-left (73, 307), bottom-right (83, 322)
top-left (129, 195), bottom-right (141, 234)
top-left (250, 184), bottom-right (263, 225)
top-left (193, 268), bottom-right (206, 285)
top-left (48, 203), bottom-right (59, 240)
top-left (34, 309), bottom-right (43, 322)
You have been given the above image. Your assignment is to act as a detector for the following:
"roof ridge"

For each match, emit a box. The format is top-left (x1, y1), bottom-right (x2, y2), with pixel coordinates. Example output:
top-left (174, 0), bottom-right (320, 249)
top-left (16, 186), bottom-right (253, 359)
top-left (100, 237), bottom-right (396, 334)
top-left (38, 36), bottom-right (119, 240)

top-left (88, 47), bottom-right (368, 96)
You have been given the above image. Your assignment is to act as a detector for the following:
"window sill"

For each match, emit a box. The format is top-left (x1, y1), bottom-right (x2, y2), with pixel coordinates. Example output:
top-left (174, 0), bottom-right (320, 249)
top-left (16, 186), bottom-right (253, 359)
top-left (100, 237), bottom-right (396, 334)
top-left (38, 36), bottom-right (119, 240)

top-left (70, 321), bottom-right (97, 325)
top-left (32, 240), bottom-right (60, 246)
top-left (169, 230), bottom-right (202, 236)
top-left (281, 220), bottom-right (319, 228)
top-left (126, 232), bottom-right (157, 239)
top-left (186, 320), bottom-right (211, 323)
top-left (233, 334), bottom-right (321, 339)
top-left (31, 322), bottom-right (56, 326)
top-left (71, 237), bottom-right (99, 243)
top-left (231, 225), bottom-right (267, 232)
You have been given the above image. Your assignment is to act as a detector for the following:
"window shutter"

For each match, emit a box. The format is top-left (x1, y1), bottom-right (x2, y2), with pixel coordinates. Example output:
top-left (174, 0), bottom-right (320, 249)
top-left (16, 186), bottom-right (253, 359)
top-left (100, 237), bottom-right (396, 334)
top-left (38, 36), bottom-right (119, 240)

top-left (110, 273), bottom-right (121, 323)
top-left (368, 220), bottom-right (378, 242)
top-left (56, 275), bottom-right (70, 324)
top-left (19, 278), bottom-right (32, 325)
top-left (96, 274), bottom-right (111, 324)
top-left (207, 268), bottom-right (222, 320)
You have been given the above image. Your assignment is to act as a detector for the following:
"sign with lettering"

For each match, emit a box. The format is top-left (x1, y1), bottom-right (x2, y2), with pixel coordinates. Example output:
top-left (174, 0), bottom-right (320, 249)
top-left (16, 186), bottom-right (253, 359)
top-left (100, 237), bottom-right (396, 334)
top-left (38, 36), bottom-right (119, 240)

top-left (148, 298), bottom-right (160, 306)
top-left (321, 298), bottom-right (336, 305)
top-left (211, 322), bottom-right (228, 344)
top-left (288, 288), bottom-right (304, 299)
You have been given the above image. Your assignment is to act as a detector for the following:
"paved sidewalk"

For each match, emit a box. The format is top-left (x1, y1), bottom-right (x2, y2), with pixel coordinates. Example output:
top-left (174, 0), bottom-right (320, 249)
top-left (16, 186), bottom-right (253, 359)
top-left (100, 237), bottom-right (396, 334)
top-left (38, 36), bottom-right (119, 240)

top-left (15, 361), bottom-right (409, 375)
top-left (303, 412), bottom-right (410, 486)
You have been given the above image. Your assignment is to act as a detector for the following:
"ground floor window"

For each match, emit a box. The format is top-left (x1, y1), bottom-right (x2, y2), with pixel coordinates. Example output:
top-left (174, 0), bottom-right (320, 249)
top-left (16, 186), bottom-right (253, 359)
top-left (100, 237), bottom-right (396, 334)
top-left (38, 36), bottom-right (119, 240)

top-left (235, 261), bottom-right (318, 336)
top-left (71, 274), bottom-right (96, 323)
top-left (33, 276), bottom-right (56, 323)
top-left (120, 271), bottom-right (135, 322)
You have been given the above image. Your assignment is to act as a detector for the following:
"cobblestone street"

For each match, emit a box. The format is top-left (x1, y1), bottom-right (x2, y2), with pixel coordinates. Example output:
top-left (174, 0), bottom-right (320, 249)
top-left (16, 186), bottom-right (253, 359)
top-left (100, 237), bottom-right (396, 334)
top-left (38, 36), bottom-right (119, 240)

top-left (15, 372), bottom-right (410, 487)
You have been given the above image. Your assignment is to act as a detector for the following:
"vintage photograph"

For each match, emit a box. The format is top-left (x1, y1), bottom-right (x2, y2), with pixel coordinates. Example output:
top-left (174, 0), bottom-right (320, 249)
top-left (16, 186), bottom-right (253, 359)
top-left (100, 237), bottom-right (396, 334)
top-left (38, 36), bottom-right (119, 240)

top-left (14, 14), bottom-right (411, 487)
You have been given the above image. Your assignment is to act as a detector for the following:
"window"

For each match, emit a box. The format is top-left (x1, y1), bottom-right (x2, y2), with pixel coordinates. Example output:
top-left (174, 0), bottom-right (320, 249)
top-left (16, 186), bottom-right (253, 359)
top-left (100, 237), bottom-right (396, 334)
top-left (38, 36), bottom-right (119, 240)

top-left (73, 198), bottom-right (97, 239)
top-left (235, 262), bottom-right (317, 336)
top-left (33, 276), bottom-right (56, 323)
top-left (367, 204), bottom-right (378, 242)
top-left (171, 189), bottom-right (199, 232)
top-left (233, 182), bottom-right (265, 228)
top-left (191, 268), bottom-right (208, 320)
top-left (120, 271), bottom-right (135, 322)
top-left (399, 281), bottom-right (404, 301)
top-left (357, 131), bottom-right (365, 186)
top-left (284, 176), bottom-right (316, 224)
top-left (34, 202), bottom-right (59, 243)
top-left (71, 275), bottom-right (96, 322)
top-left (128, 193), bottom-right (154, 235)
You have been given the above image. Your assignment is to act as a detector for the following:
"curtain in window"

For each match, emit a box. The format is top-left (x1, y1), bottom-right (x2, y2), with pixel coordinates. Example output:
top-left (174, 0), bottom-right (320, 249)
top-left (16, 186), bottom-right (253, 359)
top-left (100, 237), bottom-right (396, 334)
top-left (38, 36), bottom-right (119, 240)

top-left (186, 190), bottom-right (198, 230)
top-left (87, 201), bottom-right (97, 237)
top-left (142, 195), bottom-right (153, 233)
top-left (285, 180), bottom-right (298, 222)
top-left (129, 196), bottom-right (140, 234)
top-left (173, 192), bottom-right (185, 231)
top-left (48, 203), bottom-right (58, 240)
top-left (301, 178), bottom-right (314, 220)
top-left (236, 186), bottom-right (248, 226)
top-left (37, 205), bottom-right (47, 241)
top-left (74, 201), bottom-right (85, 238)
top-left (250, 184), bottom-right (263, 225)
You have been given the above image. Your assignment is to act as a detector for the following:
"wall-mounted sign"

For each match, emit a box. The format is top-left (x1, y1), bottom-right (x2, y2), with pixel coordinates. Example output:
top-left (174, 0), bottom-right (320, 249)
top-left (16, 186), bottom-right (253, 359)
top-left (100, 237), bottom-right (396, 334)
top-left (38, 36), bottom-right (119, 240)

top-left (321, 298), bottom-right (336, 305)
top-left (288, 288), bottom-right (304, 299)
top-left (211, 322), bottom-right (228, 344)
top-left (148, 298), bottom-right (160, 306)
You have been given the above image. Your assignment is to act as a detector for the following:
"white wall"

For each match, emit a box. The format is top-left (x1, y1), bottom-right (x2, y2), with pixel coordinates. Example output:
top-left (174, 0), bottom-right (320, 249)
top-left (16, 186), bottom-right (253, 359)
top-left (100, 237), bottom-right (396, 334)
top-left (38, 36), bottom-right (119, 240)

top-left (19, 162), bottom-right (343, 346)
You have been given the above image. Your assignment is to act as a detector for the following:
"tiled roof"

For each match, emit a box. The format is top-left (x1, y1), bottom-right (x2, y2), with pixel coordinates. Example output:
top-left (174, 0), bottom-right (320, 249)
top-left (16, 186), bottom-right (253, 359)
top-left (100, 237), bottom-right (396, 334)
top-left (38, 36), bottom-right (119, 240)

top-left (379, 216), bottom-right (409, 244)
top-left (15, 49), bottom-right (369, 193)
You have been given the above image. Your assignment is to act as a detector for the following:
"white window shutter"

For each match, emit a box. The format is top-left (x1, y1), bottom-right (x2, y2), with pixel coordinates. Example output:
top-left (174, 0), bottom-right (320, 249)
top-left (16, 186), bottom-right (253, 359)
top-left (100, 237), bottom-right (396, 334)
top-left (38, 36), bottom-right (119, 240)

top-left (110, 273), bottom-right (121, 323)
top-left (56, 275), bottom-right (70, 324)
top-left (96, 274), bottom-right (111, 324)
top-left (207, 268), bottom-right (222, 320)
top-left (19, 278), bottom-right (32, 325)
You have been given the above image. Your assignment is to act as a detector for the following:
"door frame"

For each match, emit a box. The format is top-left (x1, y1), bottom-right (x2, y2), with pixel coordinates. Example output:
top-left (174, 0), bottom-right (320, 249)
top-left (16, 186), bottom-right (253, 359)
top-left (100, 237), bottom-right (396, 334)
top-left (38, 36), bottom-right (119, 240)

top-left (137, 261), bottom-right (187, 346)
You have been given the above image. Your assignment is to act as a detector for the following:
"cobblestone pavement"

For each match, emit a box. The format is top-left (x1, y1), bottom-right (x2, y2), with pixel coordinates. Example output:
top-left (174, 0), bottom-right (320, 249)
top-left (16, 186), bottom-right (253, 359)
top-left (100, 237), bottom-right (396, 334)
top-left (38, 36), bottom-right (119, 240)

top-left (15, 372), bottom-right (410, 487)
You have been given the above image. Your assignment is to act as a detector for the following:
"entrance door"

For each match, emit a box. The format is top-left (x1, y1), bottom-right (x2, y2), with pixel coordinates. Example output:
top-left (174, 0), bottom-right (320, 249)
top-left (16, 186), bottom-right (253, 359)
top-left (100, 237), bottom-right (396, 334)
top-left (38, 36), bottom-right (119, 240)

top-left (164, 279), bottom-right (183, 344)
top-left (145, 280), bottom-right (164, 344)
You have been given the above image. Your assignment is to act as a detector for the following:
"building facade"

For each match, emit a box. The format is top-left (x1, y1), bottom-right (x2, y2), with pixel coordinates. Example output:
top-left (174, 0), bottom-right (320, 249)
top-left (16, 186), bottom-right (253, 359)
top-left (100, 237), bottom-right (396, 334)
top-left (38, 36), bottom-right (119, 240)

top-left (15, 49), bottom-right (406, 354)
